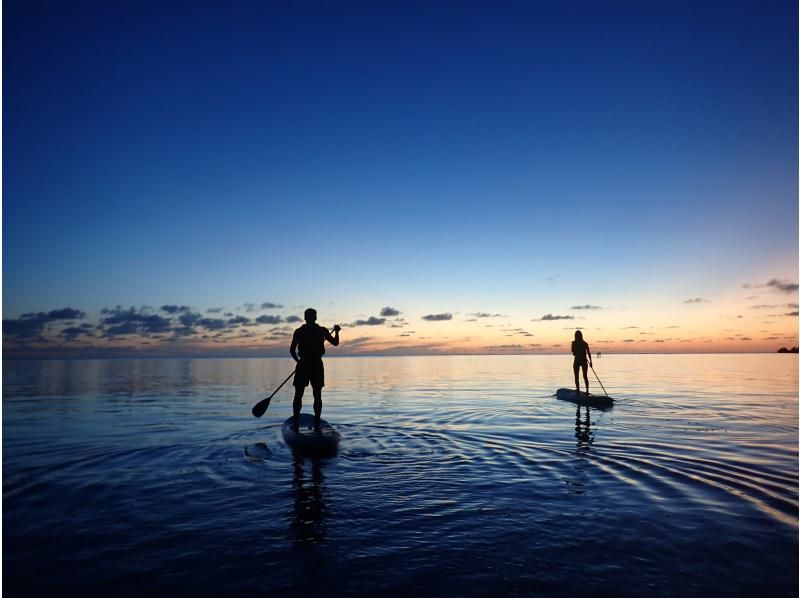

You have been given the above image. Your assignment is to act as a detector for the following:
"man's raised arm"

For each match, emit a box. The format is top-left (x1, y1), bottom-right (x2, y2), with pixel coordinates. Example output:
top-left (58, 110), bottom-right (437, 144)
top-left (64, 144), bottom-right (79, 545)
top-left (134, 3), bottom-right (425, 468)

top-left (326, 325), bottom-right (341, 346)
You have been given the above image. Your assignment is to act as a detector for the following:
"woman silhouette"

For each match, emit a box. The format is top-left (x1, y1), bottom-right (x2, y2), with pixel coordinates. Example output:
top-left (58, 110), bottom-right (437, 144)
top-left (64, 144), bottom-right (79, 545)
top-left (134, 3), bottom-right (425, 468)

top-left (571, 330), bottom-right (593, 396)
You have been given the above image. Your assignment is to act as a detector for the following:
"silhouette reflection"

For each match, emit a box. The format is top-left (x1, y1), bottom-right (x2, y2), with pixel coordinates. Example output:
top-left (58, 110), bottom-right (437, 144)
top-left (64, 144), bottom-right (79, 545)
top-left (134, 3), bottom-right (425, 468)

top-left (574, 405), bottom-right (594, 452)
top-left (290, 452), bottom-right (327, 547)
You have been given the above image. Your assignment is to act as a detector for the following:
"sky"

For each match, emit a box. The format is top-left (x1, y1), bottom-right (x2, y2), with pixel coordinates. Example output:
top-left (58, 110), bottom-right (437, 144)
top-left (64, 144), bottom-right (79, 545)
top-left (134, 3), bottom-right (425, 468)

top-left (3, 0), bottom-right (798, 358)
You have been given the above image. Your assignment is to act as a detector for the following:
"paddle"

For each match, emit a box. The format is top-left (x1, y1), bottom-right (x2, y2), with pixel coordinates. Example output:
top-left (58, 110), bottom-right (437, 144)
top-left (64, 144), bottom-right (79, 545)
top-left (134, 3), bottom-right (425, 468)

top-left (251, 368), bottom-right (296, 418)
top-left (590, 364), bottom-right (610, 397)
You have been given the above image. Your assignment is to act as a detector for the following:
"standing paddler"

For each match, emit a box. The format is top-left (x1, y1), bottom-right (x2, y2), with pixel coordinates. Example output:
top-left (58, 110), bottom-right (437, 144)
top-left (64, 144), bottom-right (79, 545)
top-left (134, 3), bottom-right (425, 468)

top-left (571, 330), bottom-right (593, 396)
top-left (290, 308), bottom-right (341, 431)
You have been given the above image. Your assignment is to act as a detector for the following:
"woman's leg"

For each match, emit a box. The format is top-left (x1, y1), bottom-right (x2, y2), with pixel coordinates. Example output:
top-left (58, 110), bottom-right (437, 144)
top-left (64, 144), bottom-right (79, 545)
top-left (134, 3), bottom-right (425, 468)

top-left (573, 363), bottom-right (580, 391)
top-left (582, 363), bottom-right (589, 394)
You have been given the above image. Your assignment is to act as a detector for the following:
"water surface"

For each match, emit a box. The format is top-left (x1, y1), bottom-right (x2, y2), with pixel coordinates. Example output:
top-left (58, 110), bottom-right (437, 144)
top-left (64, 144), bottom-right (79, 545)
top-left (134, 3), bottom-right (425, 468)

top-left (4, 354), bottom-right (798, 596)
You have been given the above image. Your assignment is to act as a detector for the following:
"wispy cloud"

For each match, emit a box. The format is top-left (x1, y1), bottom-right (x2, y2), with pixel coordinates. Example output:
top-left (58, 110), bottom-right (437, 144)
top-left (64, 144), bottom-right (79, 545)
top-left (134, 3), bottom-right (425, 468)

top-left (422, 313), bottom-right (452, 321)
top-left (533, 314), bottom-right (574, 321)
top-left (469, 312), bottom-right (506, 318)
top-left (380, 307), bottom-right (400, 317)
top-left (569, 305), bottom-right (602, 310)
top-left (241, 302), bottom-right (284, 312)
top-left (683, 298), bottom-right (709, 304)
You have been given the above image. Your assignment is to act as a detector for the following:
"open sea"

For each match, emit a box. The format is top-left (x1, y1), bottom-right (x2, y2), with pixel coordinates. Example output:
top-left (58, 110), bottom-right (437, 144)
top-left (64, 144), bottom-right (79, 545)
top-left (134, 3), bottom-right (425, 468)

top-left (3, 354), bottom-right (798, 596)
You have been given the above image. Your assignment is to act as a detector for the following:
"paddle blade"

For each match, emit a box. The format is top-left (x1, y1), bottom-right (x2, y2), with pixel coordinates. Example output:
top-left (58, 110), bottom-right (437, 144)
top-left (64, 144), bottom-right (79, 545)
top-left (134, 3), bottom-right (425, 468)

top-left (251, 397), bottom-right (271, 418)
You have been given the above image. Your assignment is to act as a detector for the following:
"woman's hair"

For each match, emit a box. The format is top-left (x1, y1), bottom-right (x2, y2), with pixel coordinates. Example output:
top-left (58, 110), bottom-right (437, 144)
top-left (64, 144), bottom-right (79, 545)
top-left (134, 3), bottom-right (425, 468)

top-left (574, 330), bottom-right (583, 341)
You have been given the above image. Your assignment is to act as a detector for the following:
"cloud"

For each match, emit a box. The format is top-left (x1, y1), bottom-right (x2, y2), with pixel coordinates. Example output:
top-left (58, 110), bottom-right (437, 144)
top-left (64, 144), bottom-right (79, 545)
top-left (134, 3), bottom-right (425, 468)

top-left (255, 315), bottom-right (283, 325)
top-left (101, 307), bottom-right (172, 336)
top-left (469, 312), bottom-right (505, 318)
top-left (767, 279), bottom-right (798, 293)
top-left (786, 311), bottom-right (799, 317)
top-left (350, 317), bottom-right (387, 326)
top-left (206, 307), bottom-right (224, 313)
top-left (4, 307), bottom-right (86, 340)
top-left (569, 305), bottom-right (602, 310)
top-left (161, 305), bottom-right (191, 314)
top-left (62, 324), bottom-right (95, 341)
top-left (286, 315), bottom-right (302, 323)
top-left (422, 313), bottom-right (452, 321)
top-left (227, 316), bottom-right (252, 326)
top-left (534, 314), bottom-right (574, 321)
top-left (105, 322), bottom-right (140, 336)
top-left (47, 308), bottom-right (85, 320)
top-left (743, 279), bottom-right (799, 293)
top-left (239, 302), bottom-right (284, 312)
top-left (683, 298), bottom-right (709, 304)
top-left (177, 314), bottom-right (230, 333)
top-left (380, 307), bottom-right (400, 317)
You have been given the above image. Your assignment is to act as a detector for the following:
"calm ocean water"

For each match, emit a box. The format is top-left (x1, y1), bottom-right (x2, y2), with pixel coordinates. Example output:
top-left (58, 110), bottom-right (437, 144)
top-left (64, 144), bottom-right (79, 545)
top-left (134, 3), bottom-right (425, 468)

top-left (3, 354), bottom-right (798, 596)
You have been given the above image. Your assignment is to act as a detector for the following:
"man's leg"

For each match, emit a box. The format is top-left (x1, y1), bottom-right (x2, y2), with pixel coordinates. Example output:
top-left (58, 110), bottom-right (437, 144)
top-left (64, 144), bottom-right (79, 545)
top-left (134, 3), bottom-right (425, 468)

top-left (293, 386), bottom-right (304, 430)
top-left (312, 386), bottom-right (322, 427)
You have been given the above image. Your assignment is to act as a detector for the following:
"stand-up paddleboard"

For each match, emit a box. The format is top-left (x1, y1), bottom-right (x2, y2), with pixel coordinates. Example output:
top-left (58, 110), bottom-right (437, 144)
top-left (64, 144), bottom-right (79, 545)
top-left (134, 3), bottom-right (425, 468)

top-left (282, 413), bottom-right (341, 455)
top-left (556, 388), bottom-right (614, 408)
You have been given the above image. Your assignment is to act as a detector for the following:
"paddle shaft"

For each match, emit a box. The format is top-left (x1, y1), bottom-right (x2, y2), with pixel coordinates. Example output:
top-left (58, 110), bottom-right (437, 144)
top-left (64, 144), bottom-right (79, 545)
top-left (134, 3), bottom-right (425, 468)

top-left (251, 368), bottom-right (296, 417)
top-left (591, 365), bottom-right (609, 397)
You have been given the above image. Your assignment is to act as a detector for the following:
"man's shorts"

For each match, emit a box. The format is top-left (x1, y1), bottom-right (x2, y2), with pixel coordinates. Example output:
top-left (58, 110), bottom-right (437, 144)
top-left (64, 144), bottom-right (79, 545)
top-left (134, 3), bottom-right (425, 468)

top-left (294, 359), bottom-right (325, 388)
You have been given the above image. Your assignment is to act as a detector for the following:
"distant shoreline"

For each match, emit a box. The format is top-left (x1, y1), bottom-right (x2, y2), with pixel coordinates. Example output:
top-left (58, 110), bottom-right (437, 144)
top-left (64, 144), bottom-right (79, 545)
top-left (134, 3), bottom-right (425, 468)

top-left (3, 351), bottom-right (796, 362)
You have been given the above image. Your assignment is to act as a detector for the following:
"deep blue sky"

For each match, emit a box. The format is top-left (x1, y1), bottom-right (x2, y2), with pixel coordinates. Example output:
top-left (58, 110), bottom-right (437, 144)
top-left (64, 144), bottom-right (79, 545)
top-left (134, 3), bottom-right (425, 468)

top-left (3, 0), bottom-right (797, 355)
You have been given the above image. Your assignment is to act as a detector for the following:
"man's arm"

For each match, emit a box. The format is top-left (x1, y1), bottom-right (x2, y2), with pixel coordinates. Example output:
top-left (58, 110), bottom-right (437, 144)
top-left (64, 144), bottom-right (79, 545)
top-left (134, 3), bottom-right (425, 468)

top-left (290, 334), bottom-right (299, 362)
top-left (324, 324), bottom-right (341, 347)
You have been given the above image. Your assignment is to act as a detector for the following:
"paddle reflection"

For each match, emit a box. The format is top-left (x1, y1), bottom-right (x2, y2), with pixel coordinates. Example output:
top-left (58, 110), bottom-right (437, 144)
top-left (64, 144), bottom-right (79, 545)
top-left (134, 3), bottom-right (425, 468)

top-left (290, 452), bottom-right (327, 547)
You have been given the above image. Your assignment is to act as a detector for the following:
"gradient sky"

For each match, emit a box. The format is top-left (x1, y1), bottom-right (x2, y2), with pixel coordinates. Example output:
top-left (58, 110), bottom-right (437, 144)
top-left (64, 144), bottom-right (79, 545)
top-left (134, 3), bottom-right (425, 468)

top-left (3, 0), bottom-right (798, 357)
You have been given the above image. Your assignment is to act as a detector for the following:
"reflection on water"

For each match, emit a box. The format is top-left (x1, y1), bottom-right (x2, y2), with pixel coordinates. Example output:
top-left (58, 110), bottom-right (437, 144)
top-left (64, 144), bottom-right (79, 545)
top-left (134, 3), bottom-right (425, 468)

top-left (291, 453), bottom-right (327, 547)
top-left (3, 354), bottom-right (798, 596)
top-left (574, 405), bottom-right (594, 451)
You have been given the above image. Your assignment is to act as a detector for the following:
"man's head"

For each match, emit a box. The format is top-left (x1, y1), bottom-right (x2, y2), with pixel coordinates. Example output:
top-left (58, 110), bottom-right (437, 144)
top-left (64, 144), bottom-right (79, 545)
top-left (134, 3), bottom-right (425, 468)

top-left (304, 308), bottom-right (317, 324)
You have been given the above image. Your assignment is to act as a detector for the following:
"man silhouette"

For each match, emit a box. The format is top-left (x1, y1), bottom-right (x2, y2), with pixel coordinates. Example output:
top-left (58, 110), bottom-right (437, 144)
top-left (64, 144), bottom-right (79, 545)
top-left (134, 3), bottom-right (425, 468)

top-left (290, 308), bottom-right (340, 430)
